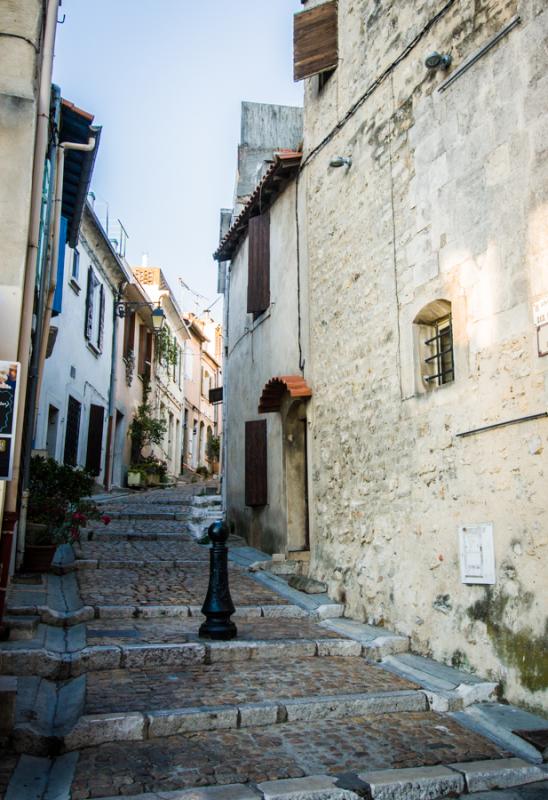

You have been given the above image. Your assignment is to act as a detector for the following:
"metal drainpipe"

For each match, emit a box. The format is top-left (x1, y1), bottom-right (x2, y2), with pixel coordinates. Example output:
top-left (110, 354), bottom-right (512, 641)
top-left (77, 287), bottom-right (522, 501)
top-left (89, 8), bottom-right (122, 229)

top-left (1, 0), bottom-right (59, 623)
top-left (221, 262), bottom-right (230, 515)
top-left (104, 282), bottom-right (125, 491)
top-left (16, 138), bottom-right (97, 567)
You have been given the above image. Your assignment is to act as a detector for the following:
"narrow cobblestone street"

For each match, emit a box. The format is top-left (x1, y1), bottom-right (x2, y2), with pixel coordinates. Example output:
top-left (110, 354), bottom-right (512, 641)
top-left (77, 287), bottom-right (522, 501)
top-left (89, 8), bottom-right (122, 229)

top-left (1, 485), bottom-right (546, 799)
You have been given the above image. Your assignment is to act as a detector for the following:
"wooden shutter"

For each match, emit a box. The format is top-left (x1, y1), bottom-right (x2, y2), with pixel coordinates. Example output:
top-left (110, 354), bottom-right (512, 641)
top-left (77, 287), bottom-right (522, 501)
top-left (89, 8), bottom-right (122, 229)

top-left (247, 212), bottom-right (270, 314)
top-left (97, 284), bottom-right (105, 351)
top-left (145, 330), bottom-right (153, 382)
top-left (123, 312), bottom-right (136, 357)
top-left (245, 420), bottom-right (267, 507)
top-left (84, 267), bottom-right (94, 340)
top-left (293, 1), bottom-right (338, 81)
top-left (137, 325), bottom-right (147, 375)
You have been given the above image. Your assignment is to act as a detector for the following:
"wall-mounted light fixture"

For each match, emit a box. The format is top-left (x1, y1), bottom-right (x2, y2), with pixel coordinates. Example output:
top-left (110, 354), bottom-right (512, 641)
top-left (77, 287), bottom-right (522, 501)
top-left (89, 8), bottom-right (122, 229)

top-left (424, 52), bottom-right (452, 70)
top-left (329, 156), bottom-right (352, 169)
top-left (116, 300), bottom-right (166, 333)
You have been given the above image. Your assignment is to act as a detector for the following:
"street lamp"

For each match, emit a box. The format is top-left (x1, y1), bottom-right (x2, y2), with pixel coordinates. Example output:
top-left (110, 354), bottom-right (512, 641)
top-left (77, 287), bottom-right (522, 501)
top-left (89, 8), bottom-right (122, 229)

top-left (151, 306), bottom-right (165, 333)
top-left (115, 300), bottom-right (165, 333)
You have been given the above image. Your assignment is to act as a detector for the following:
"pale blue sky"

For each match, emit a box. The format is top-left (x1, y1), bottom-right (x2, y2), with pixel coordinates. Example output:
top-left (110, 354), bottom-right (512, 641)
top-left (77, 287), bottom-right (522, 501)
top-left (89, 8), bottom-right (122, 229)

top-left (53, 0), bottom-right (303, 316)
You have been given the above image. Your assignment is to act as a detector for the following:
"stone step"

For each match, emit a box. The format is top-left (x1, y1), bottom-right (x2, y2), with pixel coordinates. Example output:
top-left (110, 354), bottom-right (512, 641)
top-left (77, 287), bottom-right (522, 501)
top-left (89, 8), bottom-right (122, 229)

top-left (3, 615), bottom-right (40, 640)
top-left (65, 690), bottom-right (427, 751)
top-left (85, 656), bottom-right (419, 717)
top-left (66, 710), bottom-right (511, 797)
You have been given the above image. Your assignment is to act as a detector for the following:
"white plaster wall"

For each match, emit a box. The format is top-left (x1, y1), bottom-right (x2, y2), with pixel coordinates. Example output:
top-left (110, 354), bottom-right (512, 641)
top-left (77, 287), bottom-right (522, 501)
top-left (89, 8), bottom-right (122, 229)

top-left (303, 0), bottom-right (548, 711)
top-left (225, 183), bottom-right (304, 553)
top-left (35, 236), bottom-right (115, 484)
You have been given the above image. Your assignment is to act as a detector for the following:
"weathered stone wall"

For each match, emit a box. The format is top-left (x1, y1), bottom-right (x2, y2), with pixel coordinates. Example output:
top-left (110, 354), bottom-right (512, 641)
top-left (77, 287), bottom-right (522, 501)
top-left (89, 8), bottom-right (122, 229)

top-left (226, 182), bottom-right (303, 554)
top-left (303, 0), bottom-right (548, 711)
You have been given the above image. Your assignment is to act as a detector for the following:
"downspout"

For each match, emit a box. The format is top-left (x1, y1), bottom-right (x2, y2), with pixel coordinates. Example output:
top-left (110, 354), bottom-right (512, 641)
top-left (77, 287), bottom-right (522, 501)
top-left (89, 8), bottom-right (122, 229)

top-left (17, 137), bottom-right (97, 566)
top-left (104, 282), bottom-right (124, 490)
top-left (221, 262), bottom-right (230, 514)
top-left (1, 0), bottom-right (59, 628)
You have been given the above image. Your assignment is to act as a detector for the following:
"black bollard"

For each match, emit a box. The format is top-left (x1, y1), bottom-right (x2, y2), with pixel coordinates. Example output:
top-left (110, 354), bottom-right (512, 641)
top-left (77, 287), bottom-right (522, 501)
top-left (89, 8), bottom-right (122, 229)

top-left (199, 520), bottom-right (237, 640)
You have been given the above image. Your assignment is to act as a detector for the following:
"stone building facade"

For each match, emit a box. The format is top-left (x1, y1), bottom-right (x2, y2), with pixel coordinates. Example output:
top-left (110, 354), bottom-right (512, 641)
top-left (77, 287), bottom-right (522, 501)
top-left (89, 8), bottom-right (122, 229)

top-left (296, 0), bottom-right (547, 712)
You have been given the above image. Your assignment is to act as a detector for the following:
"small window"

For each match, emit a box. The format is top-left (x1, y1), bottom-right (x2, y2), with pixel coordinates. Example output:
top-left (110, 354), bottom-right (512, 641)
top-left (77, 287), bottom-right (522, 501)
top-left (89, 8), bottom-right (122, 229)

top-left (71, 249), bottom-right (80, 282)
top-left (84, 267), bottom-right (105, 353)
top-left (414, 300), bottom-right (455, 389)
top-left (424, 316), bottom-right (454, 386)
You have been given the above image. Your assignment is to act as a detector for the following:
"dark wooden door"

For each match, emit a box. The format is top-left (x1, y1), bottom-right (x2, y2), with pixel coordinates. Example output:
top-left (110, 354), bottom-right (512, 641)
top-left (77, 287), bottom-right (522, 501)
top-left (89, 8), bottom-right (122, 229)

top-left (85, 403), bottom-right (104, 476)
top-left (63, 395), bottom-right (81, 466)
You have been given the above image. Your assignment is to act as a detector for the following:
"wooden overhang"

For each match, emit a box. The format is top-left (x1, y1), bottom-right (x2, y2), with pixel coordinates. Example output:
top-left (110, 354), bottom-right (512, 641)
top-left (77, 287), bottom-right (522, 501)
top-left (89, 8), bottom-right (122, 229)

top-left (258, 376), bottom-right (312, 414)
top-left (213, 151), bottom-right (302, 263)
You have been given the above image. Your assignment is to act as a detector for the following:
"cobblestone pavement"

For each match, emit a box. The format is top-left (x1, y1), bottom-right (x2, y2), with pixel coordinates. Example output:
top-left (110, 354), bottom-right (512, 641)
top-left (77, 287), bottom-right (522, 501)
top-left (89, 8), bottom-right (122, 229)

top-left (86, 616), bottom-right (344, 645)
top-left (86, 657), bottom-right (418, 713)
top-left (76, 538), bottom-right (210, 562)
top-left (77, 562), bottom-right (285, 606)
top-left (5, 484), bottom-right (536, 800)
top-left (71, 712), bottom-right (507, 798)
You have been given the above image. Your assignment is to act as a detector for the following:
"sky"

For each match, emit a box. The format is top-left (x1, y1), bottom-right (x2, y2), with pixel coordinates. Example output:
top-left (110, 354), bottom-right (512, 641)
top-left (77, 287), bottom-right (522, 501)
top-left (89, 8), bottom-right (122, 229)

top-left (53, 0), bottom-right (303, 319)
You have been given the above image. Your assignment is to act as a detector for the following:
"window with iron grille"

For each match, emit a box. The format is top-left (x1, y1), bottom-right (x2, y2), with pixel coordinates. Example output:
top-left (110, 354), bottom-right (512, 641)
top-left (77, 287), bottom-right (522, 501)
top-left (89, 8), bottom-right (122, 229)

top-left (414, 300), bottom-right (455, 391)
top-left (424, 315), bottom-right (454, 386)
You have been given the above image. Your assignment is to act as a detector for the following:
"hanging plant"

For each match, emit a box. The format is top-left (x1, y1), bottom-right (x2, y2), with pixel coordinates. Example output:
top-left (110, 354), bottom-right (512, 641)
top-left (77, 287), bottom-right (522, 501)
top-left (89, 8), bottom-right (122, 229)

top-left (156, 328), bottom-right (178, 368)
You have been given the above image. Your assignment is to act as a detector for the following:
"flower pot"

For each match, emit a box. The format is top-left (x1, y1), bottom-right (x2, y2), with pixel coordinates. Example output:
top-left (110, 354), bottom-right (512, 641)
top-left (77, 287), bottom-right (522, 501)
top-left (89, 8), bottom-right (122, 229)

top-left (23, 544), bottom-right (57, 573)
top-left (146, 473), bottom-right (161, 486)
top-left (127, 470), bottom-right (144, 488)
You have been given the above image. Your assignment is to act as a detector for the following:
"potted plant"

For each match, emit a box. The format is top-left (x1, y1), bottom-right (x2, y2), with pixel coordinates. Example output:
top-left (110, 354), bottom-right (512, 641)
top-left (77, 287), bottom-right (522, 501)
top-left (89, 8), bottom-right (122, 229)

top-left (25, 457), bottom-right (109, 571)
top-left (206, 434), bottom-right (220, 475)
top-left (127, 383), bottom-right (167, 488)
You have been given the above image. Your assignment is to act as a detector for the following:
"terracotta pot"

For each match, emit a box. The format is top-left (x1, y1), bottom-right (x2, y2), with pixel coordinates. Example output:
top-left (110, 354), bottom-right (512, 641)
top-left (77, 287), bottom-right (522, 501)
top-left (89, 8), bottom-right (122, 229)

top-left (23, 544), bottom-right (57, 573)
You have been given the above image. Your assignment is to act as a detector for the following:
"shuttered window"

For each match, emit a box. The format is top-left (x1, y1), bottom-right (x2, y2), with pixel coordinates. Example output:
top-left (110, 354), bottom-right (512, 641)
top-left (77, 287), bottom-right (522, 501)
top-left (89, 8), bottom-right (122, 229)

top-left (245, 420), bottom-right (267, 507)
top-left (294, 1), bottom-right (338, 82)
top-left (123, 312), bottom-right (136, 358)
top-left (247, 212), bottom-right (270, 315)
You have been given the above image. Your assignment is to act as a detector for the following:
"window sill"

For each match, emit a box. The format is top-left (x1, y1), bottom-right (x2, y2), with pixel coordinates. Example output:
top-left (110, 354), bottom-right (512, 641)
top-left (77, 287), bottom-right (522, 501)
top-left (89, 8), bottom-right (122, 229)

top-left (69, 278), bottom-right (81, 295)
top-left (250, 306), bottom-right (272, 331)
top-left (86, 342), bottom-right (101, 358)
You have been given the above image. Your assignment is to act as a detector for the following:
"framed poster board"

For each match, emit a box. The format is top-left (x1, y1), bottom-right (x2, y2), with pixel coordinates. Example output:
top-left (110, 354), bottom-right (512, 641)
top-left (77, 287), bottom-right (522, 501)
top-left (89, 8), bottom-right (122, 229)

top-left (0, 362), bottom-right (21, 481)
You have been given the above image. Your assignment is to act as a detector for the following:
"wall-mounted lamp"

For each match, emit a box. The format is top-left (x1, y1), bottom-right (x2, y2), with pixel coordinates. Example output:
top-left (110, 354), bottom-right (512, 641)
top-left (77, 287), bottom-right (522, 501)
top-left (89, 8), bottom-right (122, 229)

top-left (329, 156), bottom-right (352, 169)
top-left (116, 300), bottom-right (166, 333)
top-left (424, 52), bottom-right (452, 70)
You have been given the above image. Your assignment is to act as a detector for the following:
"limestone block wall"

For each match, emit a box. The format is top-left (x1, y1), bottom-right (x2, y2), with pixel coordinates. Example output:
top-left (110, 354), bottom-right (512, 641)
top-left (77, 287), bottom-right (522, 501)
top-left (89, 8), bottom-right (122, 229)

top-left (225, 184), bottom-right (303, 554)
top-left (303, 0), bottom-right (548, 712)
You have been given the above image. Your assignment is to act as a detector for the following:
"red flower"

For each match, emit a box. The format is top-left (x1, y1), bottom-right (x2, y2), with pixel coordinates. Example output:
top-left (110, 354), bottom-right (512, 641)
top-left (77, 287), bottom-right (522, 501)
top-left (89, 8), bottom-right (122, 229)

top-left (101, 514), bottom-right (111, 526)
top-left (72, 511), bottom-right (86, 523)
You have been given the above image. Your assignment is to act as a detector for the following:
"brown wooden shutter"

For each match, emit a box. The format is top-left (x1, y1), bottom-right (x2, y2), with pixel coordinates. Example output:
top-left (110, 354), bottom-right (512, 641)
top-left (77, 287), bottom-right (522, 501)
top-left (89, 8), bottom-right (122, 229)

top-left (293, 1), bottom-right (338, 82)
top-left (123, 312), bottom-right (136, 358)
top-left (145, 331), bottom-right (153, 382)
top-left (247, 212), bottom-right (270, 314)
top-left (245, 420), bottom-right (267, 507)
top-left (137, 325), bottom-right (147, 375)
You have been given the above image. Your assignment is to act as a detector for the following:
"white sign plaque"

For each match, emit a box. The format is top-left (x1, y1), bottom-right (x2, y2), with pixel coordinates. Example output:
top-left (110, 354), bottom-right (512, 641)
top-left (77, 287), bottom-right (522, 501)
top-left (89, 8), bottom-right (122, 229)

top-left (459, 523), bottom-right (496, 584)
top-left (533, 296), bottom-right (548, 327)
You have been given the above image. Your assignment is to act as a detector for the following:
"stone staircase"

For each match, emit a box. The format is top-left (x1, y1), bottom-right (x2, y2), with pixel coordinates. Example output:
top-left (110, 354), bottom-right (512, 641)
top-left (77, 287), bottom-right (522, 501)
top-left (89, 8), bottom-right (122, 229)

top-left (0, 486), bottom-right (546, 800)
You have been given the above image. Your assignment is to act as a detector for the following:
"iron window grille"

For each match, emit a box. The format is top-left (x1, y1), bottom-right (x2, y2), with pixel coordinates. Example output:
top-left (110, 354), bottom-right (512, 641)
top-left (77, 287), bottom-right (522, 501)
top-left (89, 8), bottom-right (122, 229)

top-left (424, 315), bottom-right (454, 386)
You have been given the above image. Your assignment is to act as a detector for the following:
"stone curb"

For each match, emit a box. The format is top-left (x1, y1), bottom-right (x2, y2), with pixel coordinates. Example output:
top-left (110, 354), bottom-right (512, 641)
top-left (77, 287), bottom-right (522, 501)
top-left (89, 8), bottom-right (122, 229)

top-left (6, 604), bottom-right (95, 628)
top-left (358, 764), bottom-right (465, 799)
top-left (0, 638), bottom-right (367, 678)
top-left (59, 688), bottom-right (427, 750)
top-left (448, 757), bottom-right (547, 793)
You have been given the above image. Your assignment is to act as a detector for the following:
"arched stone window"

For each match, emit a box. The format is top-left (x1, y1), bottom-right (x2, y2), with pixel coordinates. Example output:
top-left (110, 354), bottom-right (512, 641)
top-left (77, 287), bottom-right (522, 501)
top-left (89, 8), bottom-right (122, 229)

top-left (414, 299), bottom-right (454, 389)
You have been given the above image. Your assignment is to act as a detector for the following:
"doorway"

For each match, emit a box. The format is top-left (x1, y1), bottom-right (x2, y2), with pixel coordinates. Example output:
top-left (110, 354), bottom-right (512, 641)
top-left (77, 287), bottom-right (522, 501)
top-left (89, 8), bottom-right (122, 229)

top-left (46, 405), bottom-right (59, 459)
top-left (85, 403), bottom-right (105, 477)
top-left (284, 401), bottom-right (309, 552)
